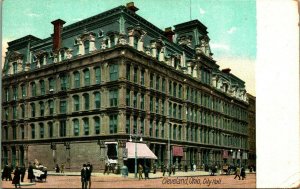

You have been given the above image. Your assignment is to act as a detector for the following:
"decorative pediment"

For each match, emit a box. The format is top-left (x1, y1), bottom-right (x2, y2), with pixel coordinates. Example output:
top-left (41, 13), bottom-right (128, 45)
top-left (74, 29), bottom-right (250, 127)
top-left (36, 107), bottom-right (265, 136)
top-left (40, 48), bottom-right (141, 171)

top-left (8, 51), bottom-right (24, 62)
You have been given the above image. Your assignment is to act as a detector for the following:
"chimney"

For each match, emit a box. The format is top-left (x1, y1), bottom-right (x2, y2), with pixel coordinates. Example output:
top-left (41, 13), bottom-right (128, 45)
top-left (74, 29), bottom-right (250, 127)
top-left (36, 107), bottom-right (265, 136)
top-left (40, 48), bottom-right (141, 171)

top-left (222, 68), bottom-right (231, 74)
top-left (51, 19), bottom-right (66, 53)
top-left (126, 2), bottom-right (139, 13)
top-left (164, 27), bottom-right (175, 42)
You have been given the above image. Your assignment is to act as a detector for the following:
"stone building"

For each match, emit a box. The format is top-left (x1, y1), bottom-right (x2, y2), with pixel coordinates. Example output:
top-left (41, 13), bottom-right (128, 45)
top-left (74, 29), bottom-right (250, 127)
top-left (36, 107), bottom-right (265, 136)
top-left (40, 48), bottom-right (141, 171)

top-left (2, 3), bottom-right (249, 171)
top-left (247, 94), bottom-right (256, 168)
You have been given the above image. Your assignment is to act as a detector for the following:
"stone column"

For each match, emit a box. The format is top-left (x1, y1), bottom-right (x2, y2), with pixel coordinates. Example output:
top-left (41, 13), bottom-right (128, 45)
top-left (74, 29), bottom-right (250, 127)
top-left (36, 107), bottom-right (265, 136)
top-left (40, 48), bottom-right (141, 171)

top-left (98, 140), bottom-right (106, 170)
top-left (118, 110), bottom-right (126, 134)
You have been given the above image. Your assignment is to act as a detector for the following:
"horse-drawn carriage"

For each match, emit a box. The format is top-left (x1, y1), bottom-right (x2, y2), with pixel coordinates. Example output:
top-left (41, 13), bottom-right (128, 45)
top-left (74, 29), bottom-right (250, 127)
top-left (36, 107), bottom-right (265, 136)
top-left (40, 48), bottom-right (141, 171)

top-left (33, 165), bottom-right (47, 182)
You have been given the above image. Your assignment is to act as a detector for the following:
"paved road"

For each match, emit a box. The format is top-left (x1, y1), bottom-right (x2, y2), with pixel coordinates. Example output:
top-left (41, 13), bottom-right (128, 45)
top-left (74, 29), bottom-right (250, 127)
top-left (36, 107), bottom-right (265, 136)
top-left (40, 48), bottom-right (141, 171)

top-left (2, 172), bottom-right (256, 188)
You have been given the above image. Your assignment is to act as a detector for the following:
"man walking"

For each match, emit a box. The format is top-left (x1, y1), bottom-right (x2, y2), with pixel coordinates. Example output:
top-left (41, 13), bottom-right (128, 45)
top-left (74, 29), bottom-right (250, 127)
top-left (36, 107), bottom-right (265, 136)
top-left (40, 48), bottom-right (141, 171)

top-left (241, 167), bottom-right (246, 180)
top-left (20, 164), bottom-right (26, 182)
top-left (87, 163), bottom-right (92, 189)
top-left (234, 167), bottom-right (241, 180)
top-left (138, 164), bottom-right (143, 180)
top-left (81, 164), bottom-right (88, 189)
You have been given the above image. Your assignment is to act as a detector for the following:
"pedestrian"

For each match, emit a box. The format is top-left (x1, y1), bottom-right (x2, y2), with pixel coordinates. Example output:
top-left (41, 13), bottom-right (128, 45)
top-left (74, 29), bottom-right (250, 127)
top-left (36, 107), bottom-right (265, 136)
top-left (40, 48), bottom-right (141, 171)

top-left (172, 164), bottom-right (175, 175)
top-left (178, 163), bottom-right (182, 171)
top-left (81, 164), bottom-right (88, 189)
top-left (55, 164), bottom-right (60, 173)
top-left (87, 163), bottom-right (92, 189)
top-left (184, 164), bottom-right (188, 172)
top-left (12, 165), bottom-right (21, 188)
top-left (153, 163), bottom-right (157, 174)
top-left (20, 164), bottom-right (26, 182)
top-left (241, 167), bottom-right (246, 180)
top-left (144, 165), bottom-right (150, 180)
top-left (2, 164), bottom-right (9, 181)
top-left (61, 163), bottom-right (65, 173)
top-left (138, 164), bottom-right (143, 180)
top-left (162, 164), bottom-right (167, 176)
top-left (103, 163), bottom-right (109, 175)
top-left (193, 163), bottom-right (197, 172)
top-left (27, 162), bottom-right (35, 183)
top-left (7, 164), bottom-right (13, 181)
top-left (168, 165), bottom-right (171, 176)
top-left (234, 167), bottom-right (241, 180)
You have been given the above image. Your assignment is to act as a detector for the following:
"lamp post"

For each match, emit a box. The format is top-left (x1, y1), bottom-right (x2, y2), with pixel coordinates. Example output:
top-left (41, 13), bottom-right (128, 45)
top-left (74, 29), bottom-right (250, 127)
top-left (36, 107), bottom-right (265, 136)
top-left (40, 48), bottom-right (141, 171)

top-left (129, 134), bottom-right (142, 178)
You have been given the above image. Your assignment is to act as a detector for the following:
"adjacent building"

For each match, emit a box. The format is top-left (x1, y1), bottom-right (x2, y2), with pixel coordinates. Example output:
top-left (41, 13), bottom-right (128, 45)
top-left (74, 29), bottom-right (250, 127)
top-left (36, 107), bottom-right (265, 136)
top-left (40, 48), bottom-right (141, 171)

top-left (247, 93), bottom-right (256, 168)
top-left (2, 2), bottom-right (249, 171)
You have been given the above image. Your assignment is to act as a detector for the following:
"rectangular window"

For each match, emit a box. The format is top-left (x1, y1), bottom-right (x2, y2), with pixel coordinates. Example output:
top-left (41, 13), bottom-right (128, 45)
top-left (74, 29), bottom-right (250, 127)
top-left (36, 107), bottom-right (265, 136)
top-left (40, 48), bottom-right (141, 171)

top-left (60, 120), bottom-right (66, 137)
top-left (13, 86), bottom-right (17, 100)
top-left (31, 83), bottom-right (36, 97)
top-left (60, 100), bottom-right (67, 114)
top-left (173, 125), bottom-right (176, 140)
top-left (13, 105), bottom-right (17, 119)
top-left (169, 81), bottom-right (172, 95)
top-left (126, 89), bottom-right (130, 106)
top-left (161, 99), bottom-right (165, 115)
top-left (156, 76), bottom-right (160, 91)
top-left (173, 104), bottom-right (177, 118)
top-left (40, 81), bottom-right (45, 95)
top-left (109, 64), bottom-right (119, 81)
top-left (60, 75), bottom-right (67, 91)
top-left (49, 100), bottom-right (54, 115)
top-left (169, 102), bottom-right (172, 117)
top-left (84, 70), bottom-right (90, 86)
top-left (109, 115), bottom-right (118, 134)
top-left (155, 121), bottom-right (159, 137)
top-left (95, 67), bottom-right (101, 84)
top-left (73, 120), bottom-right (79, 136)
top-left (150, 73), bottom-right (154, 88)
top-left (49, 78), bottom-right (55, 91)
top-left (126, 64), bottom-right (131, 81)
top-left (134, 67), bottom-right (138, 83)
top-left (12, 126), bottom-right (17, 140)
top-left (109, 89), bottom-right (118, 107)
top-left (173, 83), bottom-right (177, 97)
top-left (140, 117), bottom-right (145, 135)
top-left (178, 126), bottom-right (182, 140)
top-left (149, 120), bottom-right (153, 137)
top-left (150, 96), bottom-right (153, 112)
top-left (21, 85), bottom-right (26, 98)
top-left (161, 122), bottom-right (164, 138)
top-left (155, 98), bottom-right (159, 113)
top-left (162, 78), bottom-right (165, 93)
top-left (178, 105), bottom-right (182, 119)
top-left (21, 127), bottom-right (25, 139)
top-left (84, 94), bottom-right (89, 110)
top-left (178, 84), bottom-right (182, 99)
top-left (140, 93), bottom-right (144, 110)
top-left (133, 92), bottom-right (137, 108)
top-left (133, 116), bottom-right (137, 134)
top-left (126, 116), bottom-right (130, 134)
top-left (141, 69), bottom-right (145, 85)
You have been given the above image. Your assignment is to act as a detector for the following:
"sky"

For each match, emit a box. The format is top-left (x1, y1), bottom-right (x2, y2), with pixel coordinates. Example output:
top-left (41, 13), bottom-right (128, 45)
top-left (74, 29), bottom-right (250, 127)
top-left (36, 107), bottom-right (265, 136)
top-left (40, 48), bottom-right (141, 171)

top-left (2, 0), bottom-right (256, 95)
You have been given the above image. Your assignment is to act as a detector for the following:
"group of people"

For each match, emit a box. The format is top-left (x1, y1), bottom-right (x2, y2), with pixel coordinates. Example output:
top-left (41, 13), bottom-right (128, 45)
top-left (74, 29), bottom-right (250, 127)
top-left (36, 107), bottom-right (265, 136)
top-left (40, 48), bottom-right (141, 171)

top-left (2, 163), bottom-right (28, 188)
top-left (55, 163), bottom-right (65, 173)
top-left (162, 164), bottom-right (177, 176)
top-left (234, 166), bottom-right (246, 180)
top-left (138, 164), bottom-right (150, 180)
top-left (80, 163), bottom-right (93, 189)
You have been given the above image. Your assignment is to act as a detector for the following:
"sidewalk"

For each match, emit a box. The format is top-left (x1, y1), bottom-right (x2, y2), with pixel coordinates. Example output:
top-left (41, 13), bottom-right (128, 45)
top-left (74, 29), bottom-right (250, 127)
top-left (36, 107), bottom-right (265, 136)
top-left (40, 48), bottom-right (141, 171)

top-left (48, 170), bottom-right (256, 179)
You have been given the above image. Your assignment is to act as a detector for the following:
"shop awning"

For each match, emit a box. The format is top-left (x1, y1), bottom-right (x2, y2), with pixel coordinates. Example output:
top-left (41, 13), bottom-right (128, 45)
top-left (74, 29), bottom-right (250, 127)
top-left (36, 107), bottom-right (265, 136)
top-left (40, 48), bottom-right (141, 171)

top-left (172, 146), bottom-right (183, 157)
top-left (126, 142), bottom-right (157, 159)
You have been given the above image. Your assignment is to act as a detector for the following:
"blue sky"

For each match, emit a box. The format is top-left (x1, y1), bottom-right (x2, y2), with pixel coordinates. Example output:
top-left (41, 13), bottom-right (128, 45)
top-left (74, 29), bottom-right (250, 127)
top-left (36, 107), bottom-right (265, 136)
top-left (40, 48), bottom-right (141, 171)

top-left (2, 0), bottom-right (256, 94)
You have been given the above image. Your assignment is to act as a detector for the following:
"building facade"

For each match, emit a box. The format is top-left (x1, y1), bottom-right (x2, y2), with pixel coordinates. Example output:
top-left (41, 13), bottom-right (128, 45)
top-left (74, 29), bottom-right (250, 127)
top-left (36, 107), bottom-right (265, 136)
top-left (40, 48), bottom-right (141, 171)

top-left (2, 3), bottom-right (249, 171)
top-left (247, 94), bottom-right (256, 168)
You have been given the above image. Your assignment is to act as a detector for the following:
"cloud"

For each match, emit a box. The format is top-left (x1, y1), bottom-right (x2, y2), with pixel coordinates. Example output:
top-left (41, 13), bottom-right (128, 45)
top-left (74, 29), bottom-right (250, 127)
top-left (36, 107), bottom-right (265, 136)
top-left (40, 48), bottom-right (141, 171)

top-left (72, 18), bottom-right (83, 22)
top-left (199, 8), bottom-right (206, 15)
top-left (24, 10), bottom-right (41, 17)
top-left (210, 43), bottom-right (230, 51)
top-left (227, 27), bottom-right (237, 34)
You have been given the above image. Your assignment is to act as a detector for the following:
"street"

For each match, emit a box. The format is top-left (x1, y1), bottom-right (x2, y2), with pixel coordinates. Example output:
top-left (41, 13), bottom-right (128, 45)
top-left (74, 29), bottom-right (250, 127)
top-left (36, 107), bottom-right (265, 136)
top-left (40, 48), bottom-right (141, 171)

top-left (2, 173), bottom-right (256, 188)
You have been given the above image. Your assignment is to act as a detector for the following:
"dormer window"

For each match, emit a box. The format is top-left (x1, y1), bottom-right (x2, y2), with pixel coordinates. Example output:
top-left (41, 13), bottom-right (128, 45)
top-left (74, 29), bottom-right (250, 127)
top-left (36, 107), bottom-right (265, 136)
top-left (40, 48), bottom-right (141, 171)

top-left (134, 35), bottom-right (139, 49)
top-left (98, 30), bottom-right (104, 38)
top-left (74, 38), bottom-right (78, 45)
top-left (13, 62), bottom-right (17, 74)
top-left (84, 40), bottom-right (89, 54)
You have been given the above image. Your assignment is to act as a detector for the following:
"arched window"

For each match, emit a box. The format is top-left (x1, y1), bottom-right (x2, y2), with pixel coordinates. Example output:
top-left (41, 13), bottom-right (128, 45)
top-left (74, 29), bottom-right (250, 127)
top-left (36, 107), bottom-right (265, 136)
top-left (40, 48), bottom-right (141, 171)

top-left (31, 82), bottom-right (36, 97)
top-left (48, 77), bottom-right (55, 92)
top-left (84, 40), bottom-right (89, 54)
top-left (60, 74), bottom-right (68, 91)
top-left (30, 103), bottom-right (35, 117)
top-left (73, 119), bottom-right (79, 136)
top-left (48, 122), bottom-right (53, 138)
top-left (83, 69), bottom-right (90, 86)
top-left (94, 67), bottom-right (101, 84)
top-left (21, 84), bottom-right (26, 98)
top-left (31, 124), bottom-right (35, 139)
top-left (83, 93), bottom-right (89, 110)
top-left (39, 123), bottom-right (44, 138)
top-left (73, 95), bottom-right (80, 111)
top-left (83, 118), bottom-right (89, 135)
top-left (13, 86), bottom-right (18, 100)
top-left (20, 125), bottom-right (25, 139)
top-left (48, 100), bottom-right (54, 115)
top-left (40, 80), bottom-right (45, 95)
top-left (39, 101), bottom-right (45, 116)
top-left (94, 117), bottom-right (100, 135)
top-left (74, 71), bottom-right (80, 88)
top-left (109, 64), bottom-right (118, 81)
top-left (12, 125), bottom-right (17, 140)
top-left (94, 92), bottom-right (100, 109)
